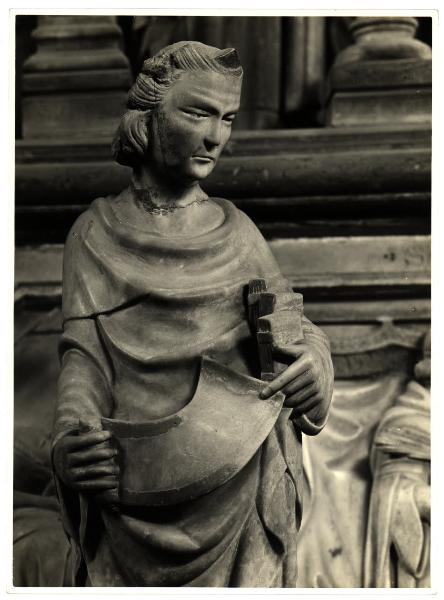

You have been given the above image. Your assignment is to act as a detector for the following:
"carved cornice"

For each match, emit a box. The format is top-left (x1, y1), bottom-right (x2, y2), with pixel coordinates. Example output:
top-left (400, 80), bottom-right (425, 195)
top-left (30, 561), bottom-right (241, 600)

top-left (15, 244), bottom-right (430, 379)
top-left (14, 300), bottom-right (428, 381)
top-left (15, 236), bottom-right (431, 304)
top-left (15, 125), bottom-right (431, 207)
top-left (330, 318), bottom-right (422, 355)
top-left (15, 125), bottom-right (431, 307)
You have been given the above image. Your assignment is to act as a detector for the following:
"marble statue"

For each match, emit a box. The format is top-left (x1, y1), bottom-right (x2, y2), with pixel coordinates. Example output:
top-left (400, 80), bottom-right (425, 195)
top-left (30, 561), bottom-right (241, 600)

top-left (51, 41), bottom-right (334, 587)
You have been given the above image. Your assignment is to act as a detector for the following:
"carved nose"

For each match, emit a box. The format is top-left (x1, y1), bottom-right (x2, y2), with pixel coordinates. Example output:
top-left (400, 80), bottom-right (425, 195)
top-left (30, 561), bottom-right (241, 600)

top-left (205, 120), bottom-right (222, 148)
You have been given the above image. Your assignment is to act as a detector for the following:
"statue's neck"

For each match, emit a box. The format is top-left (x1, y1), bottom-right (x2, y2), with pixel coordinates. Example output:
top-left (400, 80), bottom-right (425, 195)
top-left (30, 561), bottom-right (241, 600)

top-left (131, 165), bottom-right (208, 212)
top-left (127, 164), bottom-right (223, 238)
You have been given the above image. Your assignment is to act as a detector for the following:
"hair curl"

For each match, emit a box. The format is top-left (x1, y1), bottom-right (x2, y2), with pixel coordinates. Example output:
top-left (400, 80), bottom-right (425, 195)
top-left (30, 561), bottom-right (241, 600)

top-left (111, 41), bottom-right (243, 168)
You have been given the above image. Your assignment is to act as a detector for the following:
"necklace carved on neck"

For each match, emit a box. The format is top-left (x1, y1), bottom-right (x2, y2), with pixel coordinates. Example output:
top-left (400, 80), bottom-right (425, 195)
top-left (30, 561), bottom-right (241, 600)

top-left (131, 185), bottom-right (209, 216)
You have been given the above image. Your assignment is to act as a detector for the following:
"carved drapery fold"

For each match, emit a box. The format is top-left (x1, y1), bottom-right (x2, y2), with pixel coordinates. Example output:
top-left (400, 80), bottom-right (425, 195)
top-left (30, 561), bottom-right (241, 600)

top-left (364, 331), bottom-right (430, 587)
top-left (296, 326), bottom-right (429, 588)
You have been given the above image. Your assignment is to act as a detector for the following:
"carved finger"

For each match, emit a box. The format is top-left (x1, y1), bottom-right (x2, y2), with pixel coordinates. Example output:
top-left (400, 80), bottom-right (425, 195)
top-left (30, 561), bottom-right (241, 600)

top-left (289, 395), bottom-right (321, 417)
top-left (69, 444), bottom-right (117, 466)
top-left (260, 358), bottom-right (310, 399)
top-left (65, 431), bottom-right (112, 451)
top-left (281, 370), bottom-right (314, 396)
top-left (284, 384), bottom-right (318, 408)
top-left (71, 463), bottom-right (119, 481)
top-left (74, 477), bottom-right (119, 491)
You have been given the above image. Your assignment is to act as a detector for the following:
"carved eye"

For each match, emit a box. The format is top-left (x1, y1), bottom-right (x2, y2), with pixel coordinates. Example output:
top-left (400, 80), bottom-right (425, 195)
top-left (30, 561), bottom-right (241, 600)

top-left (183, 109), bottom-right (208, 119)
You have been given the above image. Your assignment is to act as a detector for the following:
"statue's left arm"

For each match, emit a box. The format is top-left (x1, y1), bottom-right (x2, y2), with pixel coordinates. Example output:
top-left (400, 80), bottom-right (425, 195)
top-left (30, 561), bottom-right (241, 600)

top-left (259, 313), bottom-right (334, 436)
top-left (237, 206), bottom-right (334, 435)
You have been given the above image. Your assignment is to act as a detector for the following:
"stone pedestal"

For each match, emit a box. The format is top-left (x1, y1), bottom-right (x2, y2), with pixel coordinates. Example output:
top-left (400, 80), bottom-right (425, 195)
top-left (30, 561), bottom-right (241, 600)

top-left (22, 16), bottom-right (132, 139)
top-left (325, 17), bottom-right (432, 126)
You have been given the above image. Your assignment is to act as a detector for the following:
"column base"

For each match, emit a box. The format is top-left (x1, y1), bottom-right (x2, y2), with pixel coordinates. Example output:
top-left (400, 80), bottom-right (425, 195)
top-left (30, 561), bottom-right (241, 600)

top-left (325, 58), bottom-right (431, 127)
top-left (22, 89), bottom-right (129, 139)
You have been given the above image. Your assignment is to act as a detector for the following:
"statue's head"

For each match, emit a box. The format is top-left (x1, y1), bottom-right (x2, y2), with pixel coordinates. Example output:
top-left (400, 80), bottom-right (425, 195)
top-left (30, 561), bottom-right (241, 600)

top-left (112, 41), bottom-right (243, 184)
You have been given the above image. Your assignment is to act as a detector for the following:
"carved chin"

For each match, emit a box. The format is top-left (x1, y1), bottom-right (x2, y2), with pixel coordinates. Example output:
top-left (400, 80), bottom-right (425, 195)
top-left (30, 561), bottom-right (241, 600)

top-left (186, 159), bottom-right (217, 180)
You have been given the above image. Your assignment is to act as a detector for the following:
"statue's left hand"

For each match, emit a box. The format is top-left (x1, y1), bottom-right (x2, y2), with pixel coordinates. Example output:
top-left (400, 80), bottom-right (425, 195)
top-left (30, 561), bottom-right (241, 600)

top-left (259, 342), bottom-right (330, 423)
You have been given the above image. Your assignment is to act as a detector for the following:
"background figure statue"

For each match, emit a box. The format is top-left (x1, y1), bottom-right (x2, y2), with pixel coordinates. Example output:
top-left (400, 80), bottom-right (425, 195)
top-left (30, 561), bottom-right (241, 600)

top-left (364, 331), bottom-right (430, 587)
top-left (51, 41), bottom-right (334, 587)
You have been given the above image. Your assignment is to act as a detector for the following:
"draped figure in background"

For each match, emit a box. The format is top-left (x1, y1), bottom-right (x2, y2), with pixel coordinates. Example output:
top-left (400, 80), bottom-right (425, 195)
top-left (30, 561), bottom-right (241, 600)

top-left (364, 331), bottom-right (431, 587)
top-left (51, 41), bottom-right (334, 587)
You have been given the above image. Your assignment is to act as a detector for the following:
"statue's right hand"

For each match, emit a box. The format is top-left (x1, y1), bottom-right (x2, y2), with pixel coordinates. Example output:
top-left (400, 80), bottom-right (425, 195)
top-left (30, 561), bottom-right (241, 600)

top-left (53, 430), bottom-right (119, 493)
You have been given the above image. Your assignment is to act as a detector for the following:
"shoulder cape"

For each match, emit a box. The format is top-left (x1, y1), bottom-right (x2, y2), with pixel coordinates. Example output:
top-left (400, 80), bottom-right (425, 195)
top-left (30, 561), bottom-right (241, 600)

top-left (62, 188), bottom-right (290, 323)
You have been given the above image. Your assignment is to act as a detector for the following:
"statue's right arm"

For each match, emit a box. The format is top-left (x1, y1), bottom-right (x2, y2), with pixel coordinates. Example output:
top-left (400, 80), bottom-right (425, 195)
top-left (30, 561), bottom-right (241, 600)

top-left (52, 317), bottom-right (119, 494)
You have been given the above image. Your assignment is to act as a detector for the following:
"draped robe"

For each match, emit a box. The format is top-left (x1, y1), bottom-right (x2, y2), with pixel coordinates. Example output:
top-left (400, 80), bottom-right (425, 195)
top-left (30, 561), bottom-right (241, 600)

top-left (364, 380), bottom-right (430, 587)
top-left (53, 187), bottom-right (333, 587)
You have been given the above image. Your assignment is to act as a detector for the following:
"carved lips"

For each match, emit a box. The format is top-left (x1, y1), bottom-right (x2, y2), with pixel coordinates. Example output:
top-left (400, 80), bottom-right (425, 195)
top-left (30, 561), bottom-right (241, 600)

top-left (192, 155), bottom-right (216, 162)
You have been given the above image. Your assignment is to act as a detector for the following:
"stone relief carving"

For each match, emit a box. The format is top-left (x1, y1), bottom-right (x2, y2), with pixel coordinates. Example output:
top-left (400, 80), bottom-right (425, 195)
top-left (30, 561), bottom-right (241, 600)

top-left (296, 325), bottom-right (430, 588)
top-left (364, 330), bottom-right (430, 587)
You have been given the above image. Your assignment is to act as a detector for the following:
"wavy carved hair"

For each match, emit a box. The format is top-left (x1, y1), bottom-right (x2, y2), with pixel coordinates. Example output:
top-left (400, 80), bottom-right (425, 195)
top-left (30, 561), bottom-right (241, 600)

top-left (111, 41), bottom-right (243, 168)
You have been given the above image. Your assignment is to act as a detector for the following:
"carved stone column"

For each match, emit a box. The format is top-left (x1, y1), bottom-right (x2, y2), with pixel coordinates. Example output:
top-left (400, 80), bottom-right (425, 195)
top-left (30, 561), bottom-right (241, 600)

top-left (21, 16), bottom-right (132, 138)
top-left (283, 17), bottom-right (326, 125)
top-left (325, 17), bottom-right (432, 126)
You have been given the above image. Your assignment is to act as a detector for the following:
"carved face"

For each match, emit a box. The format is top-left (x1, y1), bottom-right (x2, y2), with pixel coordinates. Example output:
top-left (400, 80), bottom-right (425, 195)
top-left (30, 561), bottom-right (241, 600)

top-left (148, 69), bottom-right (242, 184)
